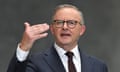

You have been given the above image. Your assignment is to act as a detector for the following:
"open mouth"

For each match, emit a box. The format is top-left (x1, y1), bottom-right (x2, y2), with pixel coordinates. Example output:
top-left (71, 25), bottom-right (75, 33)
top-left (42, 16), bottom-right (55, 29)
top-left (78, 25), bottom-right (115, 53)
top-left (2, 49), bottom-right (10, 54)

top-left (60, 33), bottom-right (71, 37)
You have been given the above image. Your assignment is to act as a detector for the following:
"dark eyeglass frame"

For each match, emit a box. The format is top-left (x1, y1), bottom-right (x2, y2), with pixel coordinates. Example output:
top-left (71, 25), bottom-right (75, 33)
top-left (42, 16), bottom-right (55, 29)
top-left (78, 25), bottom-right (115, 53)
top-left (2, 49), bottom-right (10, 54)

top-left (52, 20), bottom-right (81, 28)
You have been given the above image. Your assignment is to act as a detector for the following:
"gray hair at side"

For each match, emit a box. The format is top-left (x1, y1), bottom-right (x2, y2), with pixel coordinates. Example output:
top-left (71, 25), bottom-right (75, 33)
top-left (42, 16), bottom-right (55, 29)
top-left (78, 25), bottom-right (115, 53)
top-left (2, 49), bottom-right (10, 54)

top-left (52, 4), bottom-right (85, 25)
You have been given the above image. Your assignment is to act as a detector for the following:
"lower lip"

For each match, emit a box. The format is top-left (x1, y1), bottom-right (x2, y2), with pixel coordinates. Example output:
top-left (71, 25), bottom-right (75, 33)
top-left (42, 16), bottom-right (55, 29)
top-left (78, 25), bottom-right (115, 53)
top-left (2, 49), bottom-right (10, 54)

top-left (61, 35), bottom-right (71, 38)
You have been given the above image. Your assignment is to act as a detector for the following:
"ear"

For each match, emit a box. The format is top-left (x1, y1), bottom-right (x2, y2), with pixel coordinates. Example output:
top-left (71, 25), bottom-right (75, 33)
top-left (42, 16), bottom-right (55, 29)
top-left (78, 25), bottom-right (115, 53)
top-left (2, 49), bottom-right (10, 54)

top-left (80, 25), bottom-right (86, 36)
top-left (50, 24), bottom-right (54, 35)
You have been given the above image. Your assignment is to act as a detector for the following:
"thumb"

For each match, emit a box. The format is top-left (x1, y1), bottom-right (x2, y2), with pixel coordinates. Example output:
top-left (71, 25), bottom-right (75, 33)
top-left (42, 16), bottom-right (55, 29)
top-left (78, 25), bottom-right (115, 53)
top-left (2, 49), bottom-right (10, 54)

top-left (24, 22), bottom-right (30, 29)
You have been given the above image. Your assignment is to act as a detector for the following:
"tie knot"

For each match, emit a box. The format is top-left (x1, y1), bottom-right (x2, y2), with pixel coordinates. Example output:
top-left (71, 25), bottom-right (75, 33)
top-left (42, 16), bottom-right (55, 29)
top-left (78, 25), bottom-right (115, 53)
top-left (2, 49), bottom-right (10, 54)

top-left (65, 51), bottom-right (74, 58)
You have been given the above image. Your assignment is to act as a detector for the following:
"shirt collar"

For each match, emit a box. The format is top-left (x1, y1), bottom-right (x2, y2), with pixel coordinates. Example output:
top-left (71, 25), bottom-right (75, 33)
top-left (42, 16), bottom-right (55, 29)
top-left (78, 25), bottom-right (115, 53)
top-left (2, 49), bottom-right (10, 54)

top-left (54, 43), bottom-right (80, 59)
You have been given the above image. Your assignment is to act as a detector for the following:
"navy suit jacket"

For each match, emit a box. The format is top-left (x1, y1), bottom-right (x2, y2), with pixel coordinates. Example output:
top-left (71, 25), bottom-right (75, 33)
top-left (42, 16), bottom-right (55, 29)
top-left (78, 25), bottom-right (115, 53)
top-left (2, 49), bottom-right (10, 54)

top-left (7, 46), bottom-right (108, 72)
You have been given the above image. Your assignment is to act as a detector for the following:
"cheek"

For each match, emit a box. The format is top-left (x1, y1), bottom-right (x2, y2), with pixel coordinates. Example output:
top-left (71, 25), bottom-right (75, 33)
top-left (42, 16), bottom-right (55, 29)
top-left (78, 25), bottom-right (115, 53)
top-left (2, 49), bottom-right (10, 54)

top-left (71, 27), bottom-right (83, 39)
top-left (73, 31), bottom-right (81, 38)
top-left (50, 27), bottom-right (60, 36)
top-left (73, 28), bottom-right (81, 36)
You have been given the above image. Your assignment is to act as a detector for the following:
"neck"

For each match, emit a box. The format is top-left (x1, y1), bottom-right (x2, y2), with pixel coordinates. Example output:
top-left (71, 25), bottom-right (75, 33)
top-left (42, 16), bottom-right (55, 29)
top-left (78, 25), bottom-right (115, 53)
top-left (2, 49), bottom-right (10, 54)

top-left (56, 42), bottom-right (78, 51)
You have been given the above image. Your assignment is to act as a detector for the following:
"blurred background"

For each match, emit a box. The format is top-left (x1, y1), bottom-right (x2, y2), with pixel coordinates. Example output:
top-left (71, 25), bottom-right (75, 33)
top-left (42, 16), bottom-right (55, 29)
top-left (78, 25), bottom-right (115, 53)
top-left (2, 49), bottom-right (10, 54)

top-left (0, 0), bottom-right (120, 72)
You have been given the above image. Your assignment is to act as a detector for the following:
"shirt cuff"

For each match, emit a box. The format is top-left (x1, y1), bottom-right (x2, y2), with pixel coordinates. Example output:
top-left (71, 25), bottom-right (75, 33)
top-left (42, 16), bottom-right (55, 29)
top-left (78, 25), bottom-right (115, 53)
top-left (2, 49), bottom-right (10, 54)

top-left (16, 44), bottom-right (30, 62)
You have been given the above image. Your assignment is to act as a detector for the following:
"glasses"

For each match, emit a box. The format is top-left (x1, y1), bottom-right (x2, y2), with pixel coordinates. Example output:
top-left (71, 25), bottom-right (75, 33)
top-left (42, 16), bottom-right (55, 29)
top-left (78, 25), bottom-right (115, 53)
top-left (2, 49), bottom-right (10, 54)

top-left (52, 20), bottom-right (81, 28)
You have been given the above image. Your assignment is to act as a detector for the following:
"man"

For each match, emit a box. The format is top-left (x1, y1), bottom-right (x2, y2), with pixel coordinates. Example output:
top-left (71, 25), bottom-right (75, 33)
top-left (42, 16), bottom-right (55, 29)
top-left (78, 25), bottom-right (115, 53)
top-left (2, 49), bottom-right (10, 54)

top-left (7, 4), bottom-right (108, 72)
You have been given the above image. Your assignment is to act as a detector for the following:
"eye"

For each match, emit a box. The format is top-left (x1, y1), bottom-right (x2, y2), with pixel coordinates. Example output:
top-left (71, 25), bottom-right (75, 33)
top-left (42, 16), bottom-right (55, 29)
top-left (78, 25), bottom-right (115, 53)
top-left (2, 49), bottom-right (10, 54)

top-left (67, 20), bottom-right (77, 25)
top-left (53, 20), bottom-right (63, 24)
top-left (57, 20), bottom-right (64, 24)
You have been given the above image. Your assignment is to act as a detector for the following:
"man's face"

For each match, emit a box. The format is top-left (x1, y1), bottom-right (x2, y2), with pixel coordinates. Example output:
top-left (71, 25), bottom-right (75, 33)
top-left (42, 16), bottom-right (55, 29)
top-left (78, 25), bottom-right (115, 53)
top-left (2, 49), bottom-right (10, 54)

top-left (50, 8), bottom-right (86, 47)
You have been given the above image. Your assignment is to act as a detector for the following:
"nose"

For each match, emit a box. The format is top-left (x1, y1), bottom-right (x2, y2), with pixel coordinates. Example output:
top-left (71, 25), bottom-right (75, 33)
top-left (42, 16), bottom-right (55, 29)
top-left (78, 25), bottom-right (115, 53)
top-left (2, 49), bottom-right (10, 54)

top-left (63, 22), bottom-right (68, 29)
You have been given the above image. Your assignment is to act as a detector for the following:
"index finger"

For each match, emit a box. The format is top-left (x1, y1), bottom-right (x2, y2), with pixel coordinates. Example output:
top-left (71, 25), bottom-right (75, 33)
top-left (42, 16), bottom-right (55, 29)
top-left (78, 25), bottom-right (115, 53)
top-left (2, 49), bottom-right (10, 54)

top-left (31, 23), bottom-right (50, 33)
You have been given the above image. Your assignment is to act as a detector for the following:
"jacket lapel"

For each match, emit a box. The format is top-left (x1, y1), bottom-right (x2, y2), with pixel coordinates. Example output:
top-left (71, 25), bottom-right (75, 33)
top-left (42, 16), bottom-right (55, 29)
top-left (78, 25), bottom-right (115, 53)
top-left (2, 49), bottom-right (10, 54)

top-left (43, 46), bottom-right (66, 72)
top-left (79, 49), bottom-right (93, 72)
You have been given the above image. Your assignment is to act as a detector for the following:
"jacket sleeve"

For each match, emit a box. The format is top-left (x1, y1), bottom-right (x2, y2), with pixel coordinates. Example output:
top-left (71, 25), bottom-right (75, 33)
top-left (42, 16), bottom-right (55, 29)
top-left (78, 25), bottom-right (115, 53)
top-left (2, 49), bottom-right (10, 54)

top-left (7, 52), bottom-right (28, 72)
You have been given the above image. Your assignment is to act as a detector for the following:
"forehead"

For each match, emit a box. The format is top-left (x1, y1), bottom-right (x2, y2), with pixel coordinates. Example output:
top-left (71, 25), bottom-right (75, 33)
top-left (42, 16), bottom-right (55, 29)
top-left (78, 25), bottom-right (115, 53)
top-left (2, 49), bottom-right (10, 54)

top-left (53, 8), bottom-right (81, 20)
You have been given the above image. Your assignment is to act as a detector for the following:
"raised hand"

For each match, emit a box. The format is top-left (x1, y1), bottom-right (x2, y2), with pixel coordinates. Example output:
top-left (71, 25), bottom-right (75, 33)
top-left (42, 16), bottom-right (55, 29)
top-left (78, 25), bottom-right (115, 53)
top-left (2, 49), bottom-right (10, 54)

top-left (20, 22), bottom-right (49, 51)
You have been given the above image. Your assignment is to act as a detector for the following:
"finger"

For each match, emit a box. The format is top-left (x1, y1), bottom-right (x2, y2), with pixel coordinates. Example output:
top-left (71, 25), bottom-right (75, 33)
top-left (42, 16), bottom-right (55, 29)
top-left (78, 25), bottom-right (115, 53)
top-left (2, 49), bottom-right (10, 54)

top-left (24, 22), bottom-right (30, 30)
top-left (31, 23), bottom-right (49, 30)
top-left (31, 23), bottom-right (49, 35)
top-left (34, 33), bottom-right (48, 40)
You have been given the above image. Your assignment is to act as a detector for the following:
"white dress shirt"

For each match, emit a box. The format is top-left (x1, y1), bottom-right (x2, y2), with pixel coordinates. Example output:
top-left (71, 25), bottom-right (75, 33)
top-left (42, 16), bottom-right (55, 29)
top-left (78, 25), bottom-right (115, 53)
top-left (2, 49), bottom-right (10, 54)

top-left (16, 43), bottom-right (81, 72)
top-left (54, 43), bottom-right (81, 72)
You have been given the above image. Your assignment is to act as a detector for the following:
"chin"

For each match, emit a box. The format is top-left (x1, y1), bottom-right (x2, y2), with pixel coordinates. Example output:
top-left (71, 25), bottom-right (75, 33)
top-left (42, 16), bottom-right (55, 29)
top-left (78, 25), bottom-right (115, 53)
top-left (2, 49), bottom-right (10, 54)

top-left (57, 37), bottom-right (72, 45)
top-left (59, 41), bottom-right (71, 45)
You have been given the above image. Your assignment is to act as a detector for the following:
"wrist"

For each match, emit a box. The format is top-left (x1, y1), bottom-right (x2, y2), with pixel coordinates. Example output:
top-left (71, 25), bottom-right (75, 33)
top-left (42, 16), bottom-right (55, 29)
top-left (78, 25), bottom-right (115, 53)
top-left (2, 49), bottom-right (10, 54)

top-left (19, 43), bottom-right (30, 51)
